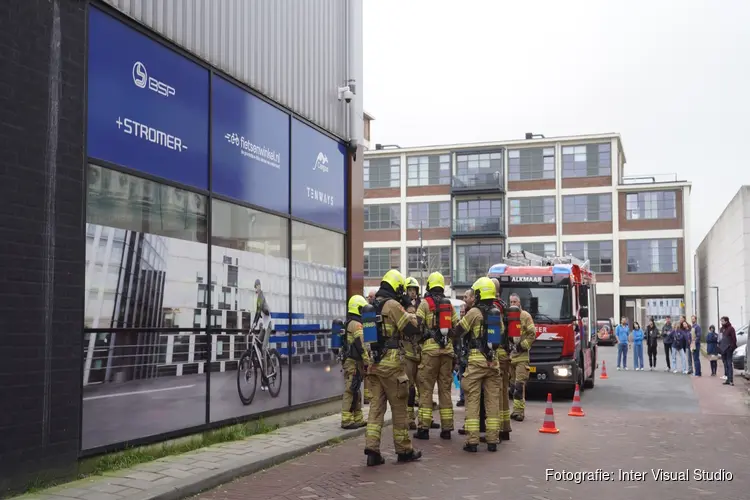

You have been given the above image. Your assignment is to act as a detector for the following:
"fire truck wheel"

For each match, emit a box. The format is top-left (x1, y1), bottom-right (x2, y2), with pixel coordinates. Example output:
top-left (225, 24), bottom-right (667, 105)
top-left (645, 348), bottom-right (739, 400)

top-left (584, 356), bottom-right (596, 389)
top-left (576, 361), bottom-right (585, 396)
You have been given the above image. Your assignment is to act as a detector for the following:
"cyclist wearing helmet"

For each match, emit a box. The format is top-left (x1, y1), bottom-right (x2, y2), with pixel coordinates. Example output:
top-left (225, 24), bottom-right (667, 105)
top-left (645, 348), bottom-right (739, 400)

top-left (364, 269), bottom-right (423, 467)
top-left (340, 295), bottom-right (371, 430)
top-left (452, 277), bottom-right (504, 453)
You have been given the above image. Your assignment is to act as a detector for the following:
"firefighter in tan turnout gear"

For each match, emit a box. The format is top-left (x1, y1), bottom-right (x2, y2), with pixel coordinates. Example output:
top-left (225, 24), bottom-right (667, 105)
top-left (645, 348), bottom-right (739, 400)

top-left (490, 278), bottom-right (512, 440)
top-left (414, 272), bottom-right (459, 440)
top-left (509, 292), bottom-right (536, 421)
top-left (402, 277), bottom-right (422, 430)
top-left (453, 277), bottom-right (504, 453)
top-left (339, 295), bottom-right (370, 429)
top-left (364, 270), bottom-right (423, 466)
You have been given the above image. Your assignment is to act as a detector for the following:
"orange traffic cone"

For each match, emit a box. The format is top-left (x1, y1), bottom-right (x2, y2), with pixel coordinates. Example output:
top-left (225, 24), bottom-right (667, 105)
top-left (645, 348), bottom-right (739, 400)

top-left (538, 393), bottom-right (560, 434)
top-left (568, 384), bottom-right (585, 417)
top-left (600, 360), bottom-right (609, 379)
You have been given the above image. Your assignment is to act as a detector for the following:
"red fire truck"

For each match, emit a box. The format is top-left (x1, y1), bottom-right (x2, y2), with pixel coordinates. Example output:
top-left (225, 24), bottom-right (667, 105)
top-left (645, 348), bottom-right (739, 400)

top-left (488, 251), bottom-right (598, 397)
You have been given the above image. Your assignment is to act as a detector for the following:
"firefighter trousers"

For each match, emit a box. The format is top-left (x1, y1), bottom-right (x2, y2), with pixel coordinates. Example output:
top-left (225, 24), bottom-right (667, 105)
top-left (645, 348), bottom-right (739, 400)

top-left (341, 364), bottom-right (364, 426)
top-left (498, 358), bottom-right (512, 433)
top-left (363, 376), bottom-right (372, 402)
top-left (417, 352), bottom-right (454, 430)
top-left (460, 363), bottom-right (501, 445)
top-left (404, 357), bottom-right (420, 424)
top-left (365, 367), bottom-right (413, 455)
top-left (509, 360), bottom-right (530, 418)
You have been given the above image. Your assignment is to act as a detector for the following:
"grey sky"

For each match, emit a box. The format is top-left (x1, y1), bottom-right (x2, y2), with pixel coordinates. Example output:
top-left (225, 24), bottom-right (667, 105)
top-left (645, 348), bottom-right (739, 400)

top-left (363, 0), bottom-right (750, 258)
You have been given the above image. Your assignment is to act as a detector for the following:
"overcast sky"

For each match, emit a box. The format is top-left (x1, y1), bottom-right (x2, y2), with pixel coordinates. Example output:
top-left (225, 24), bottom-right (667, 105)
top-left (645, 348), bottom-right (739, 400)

top-left (362, 0), bottom-right (749, 261)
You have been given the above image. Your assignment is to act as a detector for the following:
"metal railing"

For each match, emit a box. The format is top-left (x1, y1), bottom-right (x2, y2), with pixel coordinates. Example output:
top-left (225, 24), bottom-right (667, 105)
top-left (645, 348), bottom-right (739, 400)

top-left (621, 173), bottom-right (682, 184)
top-left (452, 216), bottom-right (505, 235)
top-left (452, 172), bottom-right (504, 190)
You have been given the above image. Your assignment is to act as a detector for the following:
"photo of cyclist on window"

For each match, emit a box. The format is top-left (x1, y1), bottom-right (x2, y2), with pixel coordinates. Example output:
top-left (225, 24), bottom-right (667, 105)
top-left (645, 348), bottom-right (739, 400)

top-left (254, 278), bottom-right (272, 346)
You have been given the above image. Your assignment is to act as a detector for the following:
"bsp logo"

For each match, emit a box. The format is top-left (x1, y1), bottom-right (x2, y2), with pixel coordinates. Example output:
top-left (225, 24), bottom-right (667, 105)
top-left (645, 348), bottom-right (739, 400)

top-left (132, 61), bottom-right (176, 98)
top-left (313, 152), bottom-right (329, 173)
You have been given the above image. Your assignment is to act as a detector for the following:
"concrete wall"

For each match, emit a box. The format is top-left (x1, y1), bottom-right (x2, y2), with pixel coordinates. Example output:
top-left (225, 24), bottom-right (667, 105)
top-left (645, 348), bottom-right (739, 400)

top-left (102, 0), bottom-right (355, 139)
top-left (696, 186), bottom-right (750, 329)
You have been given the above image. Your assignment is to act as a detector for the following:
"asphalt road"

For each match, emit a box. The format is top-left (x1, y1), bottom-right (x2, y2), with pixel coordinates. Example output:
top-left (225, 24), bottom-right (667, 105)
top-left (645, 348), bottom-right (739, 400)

top-left (82, 361), bottom-right (344, 450)
top-left (197, 345), bottom-right (750, 500)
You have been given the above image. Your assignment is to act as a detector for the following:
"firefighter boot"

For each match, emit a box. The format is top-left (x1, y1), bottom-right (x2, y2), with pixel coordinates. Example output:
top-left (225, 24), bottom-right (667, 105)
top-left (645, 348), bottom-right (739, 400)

top-left (487, 443), bottom-right (497, 452)
top-left (500, 431), bottom-right (511, 441)
top-left (440, 430), bottom-right (451, 440)
top-left (364, 449), bottom-right (385, 467)
top-left (463, 442), bottom-right (478, 453)
top-left (414, 429), bottom-right (429, 440)
top-left (397, 449), bottom-right (423, 463)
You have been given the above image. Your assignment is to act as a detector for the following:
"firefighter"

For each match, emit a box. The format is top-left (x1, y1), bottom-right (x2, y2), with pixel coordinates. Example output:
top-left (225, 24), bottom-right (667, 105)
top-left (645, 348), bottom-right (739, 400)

top-left (363, 290), bottom-right (377, 405)
top-left (453, 277), bottom-right (504, 452)
top-left (490, 277), bottom-right (512, 441)
top-left (414, 272), bottom-right (459, 440)
top-left (508, 292), bottom-right (536, 421)
top-left (364, 269), bottom-right (423, 466)
top-left (402, 277), bottom-right (430, 430)
top-left (340, 295), bottom-right (370, 429)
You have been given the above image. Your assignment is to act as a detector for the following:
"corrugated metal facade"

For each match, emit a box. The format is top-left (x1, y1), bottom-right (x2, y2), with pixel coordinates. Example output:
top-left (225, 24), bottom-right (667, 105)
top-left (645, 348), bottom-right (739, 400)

top-left (101, 0), bottom-right (350, 139)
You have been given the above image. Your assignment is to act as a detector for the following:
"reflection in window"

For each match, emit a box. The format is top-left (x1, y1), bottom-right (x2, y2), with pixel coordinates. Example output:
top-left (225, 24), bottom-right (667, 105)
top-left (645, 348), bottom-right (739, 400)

top-left (407, 246), bottom-right (450, 276)
top-left (455, 152), bottom-right (503, 189)
top-left (291, 221), bottom-right (346, 405)
top-left (509, 197), bottom-right (556, 224)
top-left (407, 154), bottom-right (451, 186)
top-left (626, 239), bottom-right (678, 273)
top-left (561, 143), bottom-right (611, 178)
top-left (364, 157), bottom-right (400, 189)
top-left (508, 148), bottom-right (555, 181)
top-left (406, 202), bottom-right (450, 229)
top-left (508, 242), bottom-right (557, 257)
top-left (364, 248), bottom-right (400, 278)
top-left (455, 244), bottom-right (503, 284)
top-left (211, 199), bottom-right (289, 330)
top-left (625, 191), bottom-right (677, 220)
top-left (364, 204), bottom-right (400, 230)
top-left (562, 194), bottom-right (612, 222)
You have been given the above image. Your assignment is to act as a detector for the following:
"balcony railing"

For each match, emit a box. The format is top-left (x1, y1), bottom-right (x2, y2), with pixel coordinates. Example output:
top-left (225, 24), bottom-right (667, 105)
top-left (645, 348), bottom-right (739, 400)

top-left (452, 172), bottom-right (504, 192)
top-left (621, 173), bottom-right (683, 185)
top-left (452, 216), bottom-right (505, 237)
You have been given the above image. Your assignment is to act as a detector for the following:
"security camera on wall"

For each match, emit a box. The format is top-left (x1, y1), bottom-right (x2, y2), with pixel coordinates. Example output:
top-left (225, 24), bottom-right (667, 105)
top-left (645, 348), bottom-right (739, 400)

top-left (337, 86), bottom-right (353, 103)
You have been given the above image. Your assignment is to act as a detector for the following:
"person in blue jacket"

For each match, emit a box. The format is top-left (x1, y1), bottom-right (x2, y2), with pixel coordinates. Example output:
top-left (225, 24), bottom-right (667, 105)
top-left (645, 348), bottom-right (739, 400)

top-left (691, 315), bottom-right (702, 377)
top-left (632, 321), bottom-right (644, 370)
top-left (705, 325), bottom-right (720, 376)
top-left (615, 317), bottom-right (630, 370)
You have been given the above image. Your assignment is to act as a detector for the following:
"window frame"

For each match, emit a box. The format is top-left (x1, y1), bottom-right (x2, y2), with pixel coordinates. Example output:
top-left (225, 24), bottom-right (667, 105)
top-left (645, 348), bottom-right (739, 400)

top-left (406, 154), bottom-right (451, 187)
top-left (561, 143), bottom-right (612, 178)
top-left (454, 151), bottom-right (504, 188)
top-left (625, 239), bottom-right (679, 274)
top-left (364, 247), bottom-right (401, 278)
top-left (562, 240), bottom-right (614, 274)
top-left (509, 197), bottom-right (556, 225)
top-left (562, 194), bottom-right (612, 223)
top-left (406, 201), bottom-right (450, 229)
top-left (406, 246), bottom-right (451, 276)
top-left (508, 147), bottom-right (555, 181)
top-left (364, 156), bottom-right (401, 189)
top-left (625, 191), bottom-right (677, 220)
top-left (364, 203), bottom-right (400, 231)
top-left (455, 244), bottom-right (504, 283)
top-left (508, 242), bottom-right (557, 257)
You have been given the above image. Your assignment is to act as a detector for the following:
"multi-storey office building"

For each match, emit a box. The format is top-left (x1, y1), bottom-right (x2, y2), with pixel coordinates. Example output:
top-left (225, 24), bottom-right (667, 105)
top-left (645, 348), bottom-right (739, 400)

top-left (1, 0), bottom-right (365, 492)
top-left (362, 133), bottom-right (692, 326)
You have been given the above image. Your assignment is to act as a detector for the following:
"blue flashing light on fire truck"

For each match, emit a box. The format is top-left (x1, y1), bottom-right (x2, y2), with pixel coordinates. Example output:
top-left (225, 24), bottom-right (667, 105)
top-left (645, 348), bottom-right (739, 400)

top-left (488, 250), bottom-right (598, 397)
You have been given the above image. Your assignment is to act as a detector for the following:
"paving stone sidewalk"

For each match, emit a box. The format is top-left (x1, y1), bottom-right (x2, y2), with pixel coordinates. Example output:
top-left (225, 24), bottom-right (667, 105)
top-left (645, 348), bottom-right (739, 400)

top-left (16, 407), bottom-right (393, 500)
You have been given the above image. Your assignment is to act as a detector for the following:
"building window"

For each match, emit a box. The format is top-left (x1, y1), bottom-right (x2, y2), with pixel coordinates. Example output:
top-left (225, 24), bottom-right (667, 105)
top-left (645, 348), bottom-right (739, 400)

top-left (455, 244), bottom-right (503, 284)
top-left (562, 241), bottom-right (613, 273)
top-left (364, 248), bottom-right (400, 278)
top-left (407, 246), bottom-right (451, 276)
top-left (625, 191), bottom-right (677, 220)
top-left (508, 147), bottom-right (555, 181)
top-left (407, 154), bottom-right (451, 187)
top-left (364, 157), bottom-right (400, 189)
top-left (562, 194), bottom-right (612, 222)
top-left (455, 152), bottom-right (503, 188)
top-left (561, 143), bottom-right (611, 178)
top-left (364, 204), bottom-right (400, 230)
top-left (406, 202), bottom-right (450, 229)
top-left (508, 242), bottom-right (557, 257)
top-left (509, 197), bottom-right (556, 225)
top-left (626, 239), bottom-right (678, 273)
top-left (455, 199), bottom-right (503, 232)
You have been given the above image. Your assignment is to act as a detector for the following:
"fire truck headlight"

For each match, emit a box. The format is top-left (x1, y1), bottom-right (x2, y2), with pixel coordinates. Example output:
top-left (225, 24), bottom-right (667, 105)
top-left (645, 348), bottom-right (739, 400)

top-left (553, 365), bottom-right (572, 377)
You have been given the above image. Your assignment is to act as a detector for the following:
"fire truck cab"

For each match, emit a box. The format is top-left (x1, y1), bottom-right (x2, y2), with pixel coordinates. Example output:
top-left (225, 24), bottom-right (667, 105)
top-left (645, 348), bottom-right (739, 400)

top-left (488, 250), bottom-right (598, 397)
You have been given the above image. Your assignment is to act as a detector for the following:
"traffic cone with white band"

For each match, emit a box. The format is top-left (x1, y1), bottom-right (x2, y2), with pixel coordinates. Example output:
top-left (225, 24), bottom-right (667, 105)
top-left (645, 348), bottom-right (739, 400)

top-left (538, 393), bottom-right (560, 434)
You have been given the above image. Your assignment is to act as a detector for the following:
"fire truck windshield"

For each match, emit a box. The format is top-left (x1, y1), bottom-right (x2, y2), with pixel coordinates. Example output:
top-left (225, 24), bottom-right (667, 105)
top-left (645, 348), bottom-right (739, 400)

top-left (499, 285), bottom-right (573, 324)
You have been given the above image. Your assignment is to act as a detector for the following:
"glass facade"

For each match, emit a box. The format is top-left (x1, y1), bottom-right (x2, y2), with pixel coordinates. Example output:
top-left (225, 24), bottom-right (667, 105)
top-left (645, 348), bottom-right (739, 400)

top-left (455, 244), bottom-right (504, 284)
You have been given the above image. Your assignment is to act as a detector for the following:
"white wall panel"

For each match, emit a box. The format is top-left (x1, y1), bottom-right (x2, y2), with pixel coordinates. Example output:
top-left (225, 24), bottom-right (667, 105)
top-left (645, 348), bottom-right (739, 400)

top-left (103, 0), bottom-right (351, 138)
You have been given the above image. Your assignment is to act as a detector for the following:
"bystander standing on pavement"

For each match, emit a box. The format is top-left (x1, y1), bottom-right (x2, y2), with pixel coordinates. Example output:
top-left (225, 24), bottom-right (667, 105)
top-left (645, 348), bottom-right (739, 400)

top-left (672, 321), bottom-right (688, 374)
top-left (691, 315), bottom-right (702, 377)
top-left (681, 315), bottom-right (694, 374)
top-left (719, 316), bottom-right (737, 386)
top-left (615, 317), bottom-right (630, 370)
top-left (632, 321), bottom-right (644, 370)
top-left (706, 325), bottom-right (720, 376)
top-left (662, 317), bottom-right (674, 372)
top-left (646, 318), bottom-right (660, 370)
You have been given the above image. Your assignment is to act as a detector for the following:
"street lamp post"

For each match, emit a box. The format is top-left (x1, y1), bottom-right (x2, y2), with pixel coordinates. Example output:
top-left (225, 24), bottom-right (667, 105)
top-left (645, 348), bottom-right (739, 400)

top-left (709, 286), bottom-right (720, 329)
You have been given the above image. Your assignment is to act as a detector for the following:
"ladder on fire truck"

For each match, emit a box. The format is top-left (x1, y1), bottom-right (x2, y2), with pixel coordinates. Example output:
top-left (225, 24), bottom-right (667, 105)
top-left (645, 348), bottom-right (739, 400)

top-left (503, 250), bottom-right (591, 271)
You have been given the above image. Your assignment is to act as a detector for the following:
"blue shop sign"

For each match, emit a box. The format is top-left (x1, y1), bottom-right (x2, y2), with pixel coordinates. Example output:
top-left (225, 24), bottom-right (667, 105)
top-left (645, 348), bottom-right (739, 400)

top-left (291, 119), bottom-right (347, 232)
top-left (87, 8), bottom-right (209, 190)
top-left (211, 76), bottom-right (290, 213)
